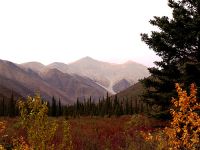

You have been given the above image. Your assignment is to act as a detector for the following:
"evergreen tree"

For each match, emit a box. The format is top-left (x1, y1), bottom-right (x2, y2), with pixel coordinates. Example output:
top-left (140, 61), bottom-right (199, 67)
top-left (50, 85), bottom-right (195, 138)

top-left (119, 101), bottom-right (124, 116)
top-left (130, 97), bottom-right (133, 114)
top-left (106, 93), bottom-right (112, 117)
top-left (0, 97), bottom-right (5, 116)
top-left (8, 92), bottom-right (16, 117)
top-left (125, 98), bottom-right (129, 115)
top-left (141, 0), bottom-right (200, 109)
top-left (76, 98), bottom-right (80, 117)
top-left (113, 95), bottom-right (118, 115)
top-left (100, 97), bottom-right (105, 117)
top-left (51, 96), bottom-right (57, 117)
top-left (58, 98), bottom-right (62, 116)
top-left (47, 101), bottom-right (51, 116)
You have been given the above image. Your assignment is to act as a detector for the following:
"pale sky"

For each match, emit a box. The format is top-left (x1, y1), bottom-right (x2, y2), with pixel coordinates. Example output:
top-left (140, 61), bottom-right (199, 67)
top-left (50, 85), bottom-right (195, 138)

top-left (0, 0), bottom-right (171, 67)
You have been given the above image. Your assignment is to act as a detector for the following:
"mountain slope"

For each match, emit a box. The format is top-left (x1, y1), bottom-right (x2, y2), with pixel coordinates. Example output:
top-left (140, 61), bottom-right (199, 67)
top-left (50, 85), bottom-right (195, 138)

top-left (113, 79), bottom-right (131, 93)
top-left (0, 83), bottom-right (22, 100)
top-left (63, 57), bottom-right (149, 93)
top-left (0, 59), bottom-right (108, 103)
top-left (41, 68), bottom-right (108, 101)
top-left (0, 60), bottom-right (72, 104)
top-left (47, 62), bottom-right (69, 73)
top-left (18, 57), bottom-right (149, 99)
top-left (20, 62), bottom-right (46, 73)
top-left (116, 81), bottom-right (144, 101)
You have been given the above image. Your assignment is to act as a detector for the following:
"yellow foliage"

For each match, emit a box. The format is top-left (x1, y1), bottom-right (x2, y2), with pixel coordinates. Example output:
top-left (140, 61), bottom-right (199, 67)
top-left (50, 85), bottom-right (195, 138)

top-left (140, 130), bottom-right (168, 150)
top-left (165, 83), bottom-right (200, 150)
top-left (17, 93), bottom-right (58, 150)
top-left (60, 120), bottom-right (73, 150)
top-left (12, 136), bottom-right (31, 150)
top-left (0, 121), bottom-right (6, 150)
top-left (141, 83), bottom-right (200, 150)
top-left (0, 122), bottom-right (6, 135)
top-left (16, 93), bottom-right (73, 150)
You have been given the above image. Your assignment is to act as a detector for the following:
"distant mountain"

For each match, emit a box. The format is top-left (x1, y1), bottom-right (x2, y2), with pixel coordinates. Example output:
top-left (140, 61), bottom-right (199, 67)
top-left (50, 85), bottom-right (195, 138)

top-left (113, 79), bottom-right (131, 93)
top-left (48, 57), bottom-right (150, 93)
top-left (14, 57), bottom-right (149, 102)
top-left (115, 81), bottom-right (144, 101)
top-left (40, 68), bottom-right (107, 101)
top-left (0, 59), bottom-right (71, 104)
top-left (20, 62), bottom-right (46, 73)
top-left (47, 62), bottom-right (69, 73)
top-left (0, 83), bottom-right (22, 100)
top-left (0, 59), bottom-right (107, 104)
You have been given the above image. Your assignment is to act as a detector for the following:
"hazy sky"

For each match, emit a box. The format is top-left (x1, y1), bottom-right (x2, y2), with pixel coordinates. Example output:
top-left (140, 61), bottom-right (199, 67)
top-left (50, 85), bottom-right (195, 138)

top-left (0, 0), bottom-right (171, 67)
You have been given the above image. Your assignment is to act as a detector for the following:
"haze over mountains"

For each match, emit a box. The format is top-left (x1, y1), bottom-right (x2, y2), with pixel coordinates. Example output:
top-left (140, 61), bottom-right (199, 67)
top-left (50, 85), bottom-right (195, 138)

top-left (47, 57), bottom-right (149, 93)
top-left (0, 57), bottom-right (149, 104)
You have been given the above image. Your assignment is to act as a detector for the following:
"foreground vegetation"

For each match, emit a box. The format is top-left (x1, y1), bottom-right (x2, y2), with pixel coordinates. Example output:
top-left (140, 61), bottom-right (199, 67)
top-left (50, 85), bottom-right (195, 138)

top-left (0, 116), bottom-right (166, 150)
top-left (0, 83), bottom-right (199, 150)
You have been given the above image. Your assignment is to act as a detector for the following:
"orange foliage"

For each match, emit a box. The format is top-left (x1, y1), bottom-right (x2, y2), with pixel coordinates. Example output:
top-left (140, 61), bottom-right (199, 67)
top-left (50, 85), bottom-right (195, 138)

top-left (0, 121), bottom-right (6, 150)
top-left (0, 122), bottom-right (6, 135)
top-left (165, 83), bottom-right (200, 150)
top-left (141, 83), bottom-right (200, 150)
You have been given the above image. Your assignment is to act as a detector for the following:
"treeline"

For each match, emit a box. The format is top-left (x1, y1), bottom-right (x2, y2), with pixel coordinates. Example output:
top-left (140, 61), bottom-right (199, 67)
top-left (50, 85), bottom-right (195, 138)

top-left (0, 93), bottom-right (18, 117)
top-left (0, 93), bottom-right (149, 118)
top-left (50, 93), bottom-right (150, 118)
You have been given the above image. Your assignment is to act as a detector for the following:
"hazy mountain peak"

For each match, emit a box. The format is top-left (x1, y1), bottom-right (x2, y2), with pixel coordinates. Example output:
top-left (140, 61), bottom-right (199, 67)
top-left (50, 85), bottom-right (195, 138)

top-left (0, 59), bottom-right (108, 104)
top-left (21, 61), bottom-right (45, 67)
top-left (82, 56), bottom-right (95, 60)
top-left (123, 60), bottom-right (145, 66)
top-left (73, 56), bottom-right (99, 64)
top-left (2, 57), bottom-right (150, 99)
top-left (48, 62), bottom-right (68, 66)
top-left (124, 60), bottom-right (135, 64)
top-left (20, 61), bottom-right (46, 72)
top-left (47, 62), bottom-right (68, 73)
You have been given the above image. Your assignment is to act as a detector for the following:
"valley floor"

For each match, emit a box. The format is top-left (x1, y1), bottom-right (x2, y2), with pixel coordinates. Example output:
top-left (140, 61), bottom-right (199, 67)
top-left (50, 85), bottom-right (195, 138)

top-left (0, 115), bottom-right (166, 150)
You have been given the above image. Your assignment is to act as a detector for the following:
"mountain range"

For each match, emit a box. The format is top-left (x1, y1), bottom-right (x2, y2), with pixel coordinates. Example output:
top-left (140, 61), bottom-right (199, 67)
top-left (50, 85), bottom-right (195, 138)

top-left (0, 57), bottom-right (149, 104)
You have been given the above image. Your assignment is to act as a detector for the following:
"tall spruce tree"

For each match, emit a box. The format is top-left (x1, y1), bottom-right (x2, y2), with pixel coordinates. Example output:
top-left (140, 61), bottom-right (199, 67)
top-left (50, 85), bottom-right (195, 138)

top-left (8, 92), bottom-right (16, 117)
top-left (141, 0), bottom-right (200, 109)
top-left (58, 98), bottom-right (62, 116)
top-left (0, 97), bottom-right (5, 116)
top-left (51, 96), bottom-right (57, 117)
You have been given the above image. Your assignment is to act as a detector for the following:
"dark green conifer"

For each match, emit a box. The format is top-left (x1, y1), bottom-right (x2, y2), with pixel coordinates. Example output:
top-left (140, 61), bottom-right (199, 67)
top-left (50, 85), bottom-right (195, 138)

top-left (8, 92), bottom-right (16, 117)
top-left (141, 0), bottom-right (200, 109)
top-left (58, 98), bottom-right (62, 116)
top-left (51, 96), bottom-right (57, 117)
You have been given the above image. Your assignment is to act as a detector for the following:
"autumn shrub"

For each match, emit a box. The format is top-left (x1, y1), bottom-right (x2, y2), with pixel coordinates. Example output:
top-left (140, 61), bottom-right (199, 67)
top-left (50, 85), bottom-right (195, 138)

top-left (17, 93), bottom-right (73, 150)
top-left (125, 114), bottom-right (162, 150)
top-left (126, 114), bottom-right (153, 129)
top-left (12, 136), bottom-right (31, 150)
top-left (17, 93), bottom-right (58, 149)
top-left (165, 83), bottom-right (200, 150)
top-left (60, 120), bottom-right (73, 150)
top-left (142, 83), bottom-right (200, 150)
top-left (140, 129), bottom-right (168, 150)
top-left (0, 121), bottom-right (6, 150)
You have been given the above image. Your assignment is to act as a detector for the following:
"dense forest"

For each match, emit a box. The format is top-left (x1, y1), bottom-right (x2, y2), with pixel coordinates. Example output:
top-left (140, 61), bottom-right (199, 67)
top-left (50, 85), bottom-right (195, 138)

top-left (0, 92), bottom-right (148, 118)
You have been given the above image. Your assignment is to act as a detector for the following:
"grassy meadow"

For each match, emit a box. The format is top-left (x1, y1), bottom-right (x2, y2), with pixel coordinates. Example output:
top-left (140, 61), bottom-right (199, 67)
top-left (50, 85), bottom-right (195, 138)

top-left (0, 115), bottom-right (166, 150)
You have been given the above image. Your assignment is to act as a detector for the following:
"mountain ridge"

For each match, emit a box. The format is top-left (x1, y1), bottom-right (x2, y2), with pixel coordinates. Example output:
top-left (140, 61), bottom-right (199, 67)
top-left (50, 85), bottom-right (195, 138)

top-left (0, 57), bottom-right (149, 103)
top-left (0, 59), bottom-right (108, 104)
top-left (20, 56), bottom-right (150, 93)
